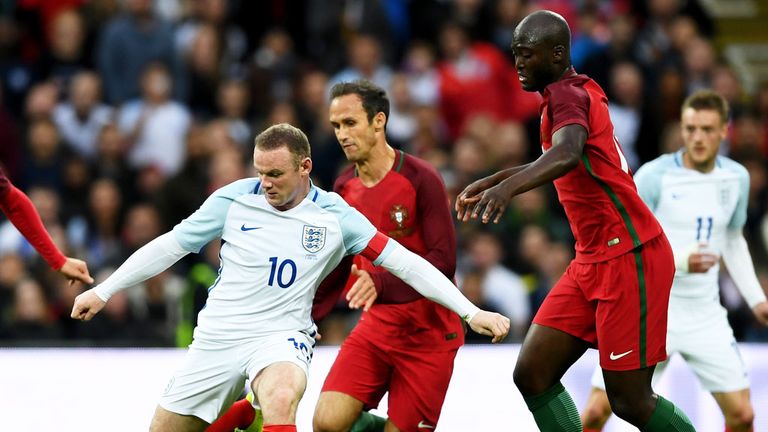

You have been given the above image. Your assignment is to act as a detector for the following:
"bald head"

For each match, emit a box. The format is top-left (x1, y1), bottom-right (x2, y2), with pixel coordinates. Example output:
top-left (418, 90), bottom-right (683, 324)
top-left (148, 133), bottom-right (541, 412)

top-left (514, 10), bottom-right (571, 54)
top-left (511, 10), bottom-right (573, 92)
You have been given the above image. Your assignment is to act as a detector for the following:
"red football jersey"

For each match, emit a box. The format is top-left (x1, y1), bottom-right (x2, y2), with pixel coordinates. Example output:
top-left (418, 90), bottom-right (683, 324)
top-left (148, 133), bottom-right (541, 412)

top-left (334, 150), bottom-right (464, 351)
top-left (540, 68), bottom-right (662, 263)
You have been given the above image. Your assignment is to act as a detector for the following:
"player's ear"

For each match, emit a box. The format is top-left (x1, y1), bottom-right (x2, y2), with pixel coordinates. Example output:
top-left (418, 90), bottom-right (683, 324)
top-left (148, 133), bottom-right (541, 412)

top-left (373, 112), bottom-right (386, 132)
top-left (552, 44), bottom-right (565, 64)
top-left (300, 157), bottom-right (312, 175)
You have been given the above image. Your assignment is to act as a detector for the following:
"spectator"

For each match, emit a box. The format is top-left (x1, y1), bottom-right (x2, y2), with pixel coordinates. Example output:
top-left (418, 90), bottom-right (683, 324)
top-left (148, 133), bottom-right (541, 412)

top-left (52, 71), bottom-right (113, 160)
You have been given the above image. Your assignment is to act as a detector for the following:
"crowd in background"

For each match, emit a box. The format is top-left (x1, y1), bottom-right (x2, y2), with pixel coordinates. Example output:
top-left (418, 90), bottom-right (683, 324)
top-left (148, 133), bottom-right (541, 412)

top-left (1, 0), bottom-right (767, 347)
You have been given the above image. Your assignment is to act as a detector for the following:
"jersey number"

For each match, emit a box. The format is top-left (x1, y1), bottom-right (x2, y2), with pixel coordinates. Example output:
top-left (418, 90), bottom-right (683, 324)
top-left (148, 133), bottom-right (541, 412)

top-left (696, 216), bottom-right (713, 242)
top-left (268, 257), bottom-right (297, 288)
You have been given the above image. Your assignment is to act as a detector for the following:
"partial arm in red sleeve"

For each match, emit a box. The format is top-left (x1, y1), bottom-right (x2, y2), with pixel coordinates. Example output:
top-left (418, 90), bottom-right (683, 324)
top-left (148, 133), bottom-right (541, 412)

top-left (0, 185), bottom-right (66, 270)
top-left (369, 163), bottom-right (458, 304)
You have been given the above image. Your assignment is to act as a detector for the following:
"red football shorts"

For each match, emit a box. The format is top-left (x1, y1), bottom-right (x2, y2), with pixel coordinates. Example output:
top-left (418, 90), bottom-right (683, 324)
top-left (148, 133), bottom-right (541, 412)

top-left (321, 328), bottom-right (458, 432)
top-left (533, 233), bottom-right (674, 371)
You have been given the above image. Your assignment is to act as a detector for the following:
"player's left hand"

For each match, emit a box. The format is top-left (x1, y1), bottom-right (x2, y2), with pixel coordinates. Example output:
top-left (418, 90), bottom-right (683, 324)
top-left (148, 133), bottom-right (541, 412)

top-left (468, 311), bottom-right (511, 343)
top-left (71, 289), bottom-right (106, 321)
top-left (467, 181), bottom-right (514, 224)
top-left (58, 257), bottom-right (94, 285)
top-left (346, 264), bottom-right (378, 311)
top-left (752, 301), bottom-right (768, 326)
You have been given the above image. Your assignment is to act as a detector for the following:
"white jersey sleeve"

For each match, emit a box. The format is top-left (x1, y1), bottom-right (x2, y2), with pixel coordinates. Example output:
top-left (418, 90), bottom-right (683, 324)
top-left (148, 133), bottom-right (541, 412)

top-left (633, 155), bottom-right (668, 212)
top-left (726, 159), bottom-right (749, 230)
top-left (173, 178), bottom-right (260, 252)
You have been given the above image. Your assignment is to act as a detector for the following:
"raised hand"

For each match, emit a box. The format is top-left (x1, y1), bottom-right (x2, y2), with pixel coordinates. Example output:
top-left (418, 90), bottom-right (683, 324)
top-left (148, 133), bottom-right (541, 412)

top-left (468, 311), bottom-right (511, 343)
top-left (58, 257), bottom-right (95, 285)
top-left (346, 264), bottom-right (377, 311)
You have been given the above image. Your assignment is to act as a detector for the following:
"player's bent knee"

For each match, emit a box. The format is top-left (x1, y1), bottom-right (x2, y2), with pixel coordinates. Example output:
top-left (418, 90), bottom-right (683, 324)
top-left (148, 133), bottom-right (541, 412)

top-left (513, 362), bottom-right (552, 397)
top-left (582, 403), bottom-right (611, 428)
top-left (725, 405), bottom-right (754, 428)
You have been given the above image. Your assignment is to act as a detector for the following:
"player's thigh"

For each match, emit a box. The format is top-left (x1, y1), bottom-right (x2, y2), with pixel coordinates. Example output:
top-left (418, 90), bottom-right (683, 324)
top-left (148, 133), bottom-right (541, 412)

top-left (386, 348), bottom-right (457, 432)
top-left (320, 330), bottom-right (392, 410)
top-left (678, 310), bottom-right (749, 393)
top-left (149, 404), bottom-right (208, 432)
top-left (595, 236), bottom-right (673, 371)
top-left (159, 345), bottom-right (246, 424)
top-left (712, 388), bottom-right (753, 423)
top-left (314, 391), bottom-right (366, 432)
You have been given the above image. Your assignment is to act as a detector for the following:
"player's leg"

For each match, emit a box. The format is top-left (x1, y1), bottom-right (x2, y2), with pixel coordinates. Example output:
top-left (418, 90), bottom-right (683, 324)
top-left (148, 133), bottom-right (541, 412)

top-left (313, 332), bottom-right (391, 432)
top-left (581, 366), bottom-right (612, 431)
top-left (207, 392), bottom-right (262, 432)
top-left (600, 235), bottom-right (693, 430)
top-left (150, 405), bottom-right (209, 432)
top-left (250, 362), bottom-right (306, 431)
top-left (383, 346), bottom-right (457, 432)
top-left (712, 389), bottom-right (754, 432)
top-left (514, 264), bottom-right (594, 431)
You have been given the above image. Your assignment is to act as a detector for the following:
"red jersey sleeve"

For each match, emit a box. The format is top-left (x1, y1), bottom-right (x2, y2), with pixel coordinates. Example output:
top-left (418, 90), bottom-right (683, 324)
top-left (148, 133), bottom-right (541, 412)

top-left (369, 157), bottom-right (457, 303)
top-left (0, 183), bottom-right (66, 270)
top-left (0, 165), bottom-right (9, 200)
top-left (548, 78), bottom-right (591, 134)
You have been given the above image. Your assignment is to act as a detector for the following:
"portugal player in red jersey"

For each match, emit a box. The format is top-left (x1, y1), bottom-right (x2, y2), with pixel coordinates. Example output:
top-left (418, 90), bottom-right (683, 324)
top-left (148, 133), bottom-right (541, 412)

top-left (0, 165), bottom-right (92, 284)
top-left (312, 80), bottom-right (467, 432)
top-left (456, 11), bottom-right (695, 432)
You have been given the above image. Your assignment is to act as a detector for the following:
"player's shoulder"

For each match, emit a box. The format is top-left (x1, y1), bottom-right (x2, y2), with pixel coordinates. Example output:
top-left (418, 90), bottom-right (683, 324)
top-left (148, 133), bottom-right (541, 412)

top-left (212, 177), bottom-right (262, 200)
top-left (635, 152), bottom-right (680, 178)
top-left (399, 151), bottom-right (442, 181)
top-left (333, 165), bottom-right (357, 192)
top-left (716, 155), bottom-right (749, 180)
top-left (311, 186), bottom-right (352, 213)
top-left (547, 72), bottom-right (593, 100)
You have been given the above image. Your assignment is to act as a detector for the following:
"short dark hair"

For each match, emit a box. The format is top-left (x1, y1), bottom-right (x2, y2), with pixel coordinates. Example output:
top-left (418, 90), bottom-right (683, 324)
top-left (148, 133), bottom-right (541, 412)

top-left (330, 80), bottom-right (389, 126)
top-left (682, 90), bottom-right (730, 124)
top-left (253, 123), bottom-right (311, 167)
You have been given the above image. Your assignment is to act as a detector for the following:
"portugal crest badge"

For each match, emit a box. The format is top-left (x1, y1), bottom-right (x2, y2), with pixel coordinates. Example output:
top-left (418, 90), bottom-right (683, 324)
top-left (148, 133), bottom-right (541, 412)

top-left (302, 225), bottom-right (326, 253)
top-left (390, 204), bottom-right (409, 228)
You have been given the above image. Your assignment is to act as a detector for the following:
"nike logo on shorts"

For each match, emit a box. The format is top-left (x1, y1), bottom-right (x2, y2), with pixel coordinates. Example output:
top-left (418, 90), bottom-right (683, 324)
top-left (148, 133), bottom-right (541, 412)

top-left (418, 421), bottom-right (435, 429)
top-left (609, 350), bottom-right (633, 360)
top-left (241, 224), bottom-right (262, 231)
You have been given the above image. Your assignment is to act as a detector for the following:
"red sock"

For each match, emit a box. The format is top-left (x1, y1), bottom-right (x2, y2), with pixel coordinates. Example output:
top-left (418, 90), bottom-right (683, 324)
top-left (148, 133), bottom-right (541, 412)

top-left (206, 399), bottom-right (255, 431)
top-left (584, 429), bottom-right (602, 432)
top-left (263, 425), bottom-right (297, 432)
top-left (725, 427), bottom-right (753, 432)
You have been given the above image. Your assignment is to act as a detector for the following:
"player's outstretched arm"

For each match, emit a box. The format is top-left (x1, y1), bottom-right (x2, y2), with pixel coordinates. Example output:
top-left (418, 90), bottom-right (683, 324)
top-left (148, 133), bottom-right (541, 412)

top-left (722, 228), bottom-right (767, 322)
top-left (376, 238), bottom-right (510, 342)
top-left (70, 232), bottom-right (190, 320)
top-left (464, 124), bottom-right (586, 224)
top-left (456, 164), bottom-right (530, 221)
top-left (59, 257), bottom-right (94, 285)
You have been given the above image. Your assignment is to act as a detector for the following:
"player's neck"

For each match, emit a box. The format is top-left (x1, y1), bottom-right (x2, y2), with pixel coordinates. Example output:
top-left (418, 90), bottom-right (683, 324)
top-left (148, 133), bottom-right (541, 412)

top-left (682, 152), bottom-right (715, 173)
top-left (356, 143), bottom-right (396, 187)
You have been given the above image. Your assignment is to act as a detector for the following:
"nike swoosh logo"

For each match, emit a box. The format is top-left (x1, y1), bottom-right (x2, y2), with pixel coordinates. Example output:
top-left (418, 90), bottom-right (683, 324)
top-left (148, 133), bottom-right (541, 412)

top-left (609, 350), bottom-right (633, 360)
top-left (240, 224), bottom-right (262, 231)
top-left (418, 421), bottom-right (435, 429)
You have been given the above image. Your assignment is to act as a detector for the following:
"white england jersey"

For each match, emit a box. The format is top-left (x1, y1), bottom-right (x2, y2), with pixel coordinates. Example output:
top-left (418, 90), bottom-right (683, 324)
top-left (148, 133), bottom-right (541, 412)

top-left (172, 178), bottom-right (385, 345)
top-left (633, 150), bottom-right (749, 301)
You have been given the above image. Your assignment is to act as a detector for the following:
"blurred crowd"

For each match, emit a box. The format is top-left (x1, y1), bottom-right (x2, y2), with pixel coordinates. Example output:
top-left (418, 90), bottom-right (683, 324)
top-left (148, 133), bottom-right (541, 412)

top-left (1, 0), bottom-right (768, 347)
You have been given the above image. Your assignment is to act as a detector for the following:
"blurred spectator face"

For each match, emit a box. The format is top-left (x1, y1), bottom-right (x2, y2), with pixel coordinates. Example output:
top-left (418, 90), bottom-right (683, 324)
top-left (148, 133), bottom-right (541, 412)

top-left (261, 29), bottom-right (293, 59)
top-left (127, 0), bottom-right (153, 18)
top-left (141, 64), bottom-right (173, 103)
top-left (209, 148), bottom-right (245, 190)
top-left (266, 102), bottom-right (298, 126)
top-left (329, 94), bottom-right (379, 163)
top-left (49, 9), bottom-right (85, 60)
top-left (496, 0), bottom-right (525, 26)
top-left (440, 24), bottom-right (469, 61)
top-left (519, 225), bottom-right (550, 266)
top-left (70, 72), bottom-right (102, 115)
top-left (349, 35), bottom-right (382, 74)
top-left (217, 80), bottom-right (250, 118)
top-left (469, 232), bottom-right (503, 270)
top-left (204, 120), bottom-right (237, 153)
top-left (610, 62), bottom-right (643, 106)
top-left (684, 38), bottom-right (715, 76)
top-left (404, 42), bottom-right (436, 74)
top-left (201, 0), bottom-right (227, 23)
top-left (123, 204), bottom-right (162, 248)
top-left (299, 70), bottom-right (328, 111)
top-left (25, 82), bottom-right (59, 120)
top-left (495, 121), bottom-right (527, 165)
top-left (390, 73), bottom-right (412, 110)
top-left (452, 137), bottom-right (487, 178)
top-left (97, 123), bottom-right (124, 159)
top-left (711, 66), bottom-right (743, 105)
top-left (539, 242), bottom-right (572, 280)
top-left (669, 16), bottom-right (698, 53)
top-left (464, 115), bottom-right (495, 147)
top-left (28, 120), bottom-right (60, 162)
top-left (648, 0), bottom-right (681, 20)
top-left (460, 272), bottom-right (485, 305)
top-left (89, 179), bottom-right (122, 221)
top-left (0, 254), bottom-right (26, 288)
top-left (680, 107), bottom-right (727, 169)
top-left (13, 279), bottom-right (49, 324)
top-left (189, 24), bottom-right (221, 76)
top-left (608, 14), bottom-right (635, 50)
top-left (27, 187), bottom-right (60, 225)
top-left (513, 188), bottom-right (546, 218)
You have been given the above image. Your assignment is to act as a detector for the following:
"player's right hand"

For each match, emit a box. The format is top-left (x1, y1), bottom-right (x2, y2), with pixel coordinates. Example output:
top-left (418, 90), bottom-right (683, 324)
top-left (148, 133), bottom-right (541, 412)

top-left (346, 264), bottom-right (378, 311)
top-left (468, 311), bottom-right (511, 343)
top-left (59, 257), bottom-right (95, 285)
top-left (687, 252), bottom-right (718, 273)
top-left (71, 289), bottom-right (106, 321)
top-left (456, 176), bottom-right (496, 221)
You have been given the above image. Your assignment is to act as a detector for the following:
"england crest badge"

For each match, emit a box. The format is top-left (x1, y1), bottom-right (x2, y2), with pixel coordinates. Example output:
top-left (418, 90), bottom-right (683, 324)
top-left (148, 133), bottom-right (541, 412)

top-left (302, 225), bottom-right (327, 253)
